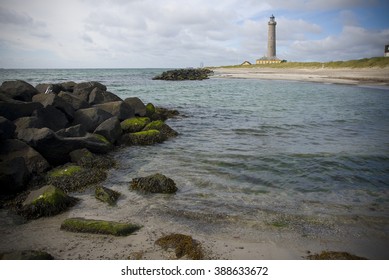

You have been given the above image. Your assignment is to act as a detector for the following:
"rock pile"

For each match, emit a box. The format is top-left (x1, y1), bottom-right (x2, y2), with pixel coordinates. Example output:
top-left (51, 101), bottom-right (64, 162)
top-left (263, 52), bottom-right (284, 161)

top-left (152, 68), bottom-right (213, 81)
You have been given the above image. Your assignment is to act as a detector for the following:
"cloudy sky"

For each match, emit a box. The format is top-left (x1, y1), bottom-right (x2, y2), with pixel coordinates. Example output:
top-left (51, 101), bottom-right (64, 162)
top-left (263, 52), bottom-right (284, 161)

top-left (0, 0), bottom-right (388, 68)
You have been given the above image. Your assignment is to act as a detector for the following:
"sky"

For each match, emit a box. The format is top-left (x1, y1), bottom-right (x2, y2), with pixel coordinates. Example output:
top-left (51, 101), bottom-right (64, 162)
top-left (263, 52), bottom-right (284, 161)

top-left (0, 0), bottom-right (388, 68)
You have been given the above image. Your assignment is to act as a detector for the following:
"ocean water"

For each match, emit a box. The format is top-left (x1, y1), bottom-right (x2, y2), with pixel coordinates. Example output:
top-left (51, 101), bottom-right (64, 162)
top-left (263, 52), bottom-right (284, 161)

top-left (1, 69), bottom-right (389, 251)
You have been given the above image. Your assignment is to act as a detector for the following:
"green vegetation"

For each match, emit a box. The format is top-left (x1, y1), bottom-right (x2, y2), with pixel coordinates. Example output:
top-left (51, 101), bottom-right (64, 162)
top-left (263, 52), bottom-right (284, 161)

top-left (126, 129), bottom-right (162, 145)
top-left (121, 117), bottom-right (151, 133)
top-left (155, 233), bottom-right (204, 260)
top-left (60, 217), bottom-right (141, 236)
top-left (95, 186), bottom-right (121, 205)
top-left (92, 133), bottom-right (111, 144)
top-left (216, 57), bottom-right (389, 69)
top-left (48, 165), bottom-right (83, 178)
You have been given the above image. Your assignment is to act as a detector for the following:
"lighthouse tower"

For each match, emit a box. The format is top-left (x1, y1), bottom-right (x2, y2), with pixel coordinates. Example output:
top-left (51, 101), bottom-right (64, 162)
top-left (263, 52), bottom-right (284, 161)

top-left (267, 14), bottom-right (276, 58)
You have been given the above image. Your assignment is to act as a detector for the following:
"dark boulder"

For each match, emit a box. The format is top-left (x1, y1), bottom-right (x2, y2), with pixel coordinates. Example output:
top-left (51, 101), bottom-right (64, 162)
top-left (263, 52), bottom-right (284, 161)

top-left (0, 80), bottom-right (38, 101)
top-left (56, 124), bottom-right (86, 137)
top-left (143, 120), bottom-right (178, 141)
top-left (124, 97), bottom-right (147, 117)
top-left (60, 81), bottom-right (77, 92)
top-left (130, 173), bottom-right (177, 194)
top-left (69, 148), bottom-right (115, 169)
top-left (32, 105), bottom-right (69, 132)
top-left (0, 139), bottom-right (50, 174)
top-left (88, 88), bottom-right (122, 105)
top-left (94, 116), bottom-right (122, 144)
top-left (0, 157), bottom-right (30, 195)
top-left (32, 93), bottom-right (74, 121)
top-left (35, 83), bottom-right (64, 94)
top-left (152, 68), bottom-right (213, 81)
top-left (58, 91), bottom-right (90, 111)
top-left (0, 100), bottom-right (43, 121)
top-left (73, 107), bottom-right (113, 132)
top-left (0, 116), bottom-right (16, 140)
top-left (73, 81), bottom-right (107, 102)
top-left (94, 101), bottom-right (135, 121)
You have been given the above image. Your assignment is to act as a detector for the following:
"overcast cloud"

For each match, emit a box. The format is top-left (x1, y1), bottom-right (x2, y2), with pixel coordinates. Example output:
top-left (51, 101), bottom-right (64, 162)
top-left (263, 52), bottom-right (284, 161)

top-left (0, 0), bottom-right (388, 68)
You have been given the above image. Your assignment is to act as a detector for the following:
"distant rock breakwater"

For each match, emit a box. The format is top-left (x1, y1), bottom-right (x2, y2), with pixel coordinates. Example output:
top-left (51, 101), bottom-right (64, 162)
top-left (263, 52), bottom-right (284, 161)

top-left (153, 68), bottom-right (213, 81)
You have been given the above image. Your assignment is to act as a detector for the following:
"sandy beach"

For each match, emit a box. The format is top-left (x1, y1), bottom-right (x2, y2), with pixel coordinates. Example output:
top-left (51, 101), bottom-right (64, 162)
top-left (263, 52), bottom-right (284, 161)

top-left (212, 67), bottom-right (389, 87)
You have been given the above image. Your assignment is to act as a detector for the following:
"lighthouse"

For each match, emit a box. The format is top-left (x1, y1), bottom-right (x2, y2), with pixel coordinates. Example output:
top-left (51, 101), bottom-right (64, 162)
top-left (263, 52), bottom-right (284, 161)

top-left (267, 15), bottom-right (276, 58)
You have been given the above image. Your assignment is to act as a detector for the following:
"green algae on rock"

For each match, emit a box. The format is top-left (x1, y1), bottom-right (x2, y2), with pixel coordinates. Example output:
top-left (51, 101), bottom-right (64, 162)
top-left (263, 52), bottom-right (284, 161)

top-left (122, 129), bottom-right (163, 146)
top-left (69, 148), bottom-right (115, 170)
top-left (18, 185), bottom-right (78, 219)
top-left (155, 233), bottom-right (204, 260)
top-left (95, 186), bottom-right (121, 205)
top-left (307, 251), bottom-right (367, 260)
top-left (130, 173), bottom-right (177, 194)
top-left (0, 250), bottom-right (54, 260)
top-left (120, 117), bottom-right (150, 133)
top-left (143, 120), bottom-right (178, 140)
top-left (60, 217), bottom-right (141, 236)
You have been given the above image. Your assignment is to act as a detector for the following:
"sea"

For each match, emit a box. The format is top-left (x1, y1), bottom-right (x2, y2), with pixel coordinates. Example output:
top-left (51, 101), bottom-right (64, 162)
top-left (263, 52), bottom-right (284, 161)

top-left (1, 68), bottom-right (389, 258)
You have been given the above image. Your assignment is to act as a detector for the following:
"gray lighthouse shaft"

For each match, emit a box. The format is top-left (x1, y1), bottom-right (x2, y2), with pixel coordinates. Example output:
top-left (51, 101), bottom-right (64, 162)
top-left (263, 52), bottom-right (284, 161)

top-left (267, 15), bottom-right (276, 58)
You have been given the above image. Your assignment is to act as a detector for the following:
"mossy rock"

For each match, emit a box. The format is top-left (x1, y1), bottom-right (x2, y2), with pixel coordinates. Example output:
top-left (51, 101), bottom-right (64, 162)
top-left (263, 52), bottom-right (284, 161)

top-left (69, 148), bottom-right (115, 169)
top-left (61, 218), bottom-right (141, 236)
top-left (120, 117), bottom-right (150, 133)
top-left (122, 129), bottom-right (163, 146)
top-left (130, 173), bottom-right (177, 194)
top-left (155, 107), bottom-right (180, 121)
top-left (95, 186), bottom-right (121, 205)
top-left (47, 164), bottom-right (107, 192)
top-left (155, 233), bottom-right (204, 260)
top-left (143, 120), bottom-right (178, 140)
top-left (307, 251), bottom-right (367, 260)
top-left (18, 185), bottom-right (78, 219)
top-left (145, 103), bottom-right (156, 116)
top-left (0, 250), bottom-right (54, 260)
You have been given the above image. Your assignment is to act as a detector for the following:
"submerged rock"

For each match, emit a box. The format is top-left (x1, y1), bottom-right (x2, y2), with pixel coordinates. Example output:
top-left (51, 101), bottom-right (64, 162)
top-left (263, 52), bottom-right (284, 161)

top-left (61, 218), bottom-right (141, 236)
top-left (143, 120), bottom-right (178, 140)
top-left (18, 185), bottom-right (78, 219)
top-left (95, 186), bottom-right (121, 205)
top-left (152, 68), bottom-right (213, 81)
top-left (155, 233), bottom-right (204, 260)
top-left (0, 250), bottom-right (54, 260)
top-left (130, 173), bottom-right (177, 194)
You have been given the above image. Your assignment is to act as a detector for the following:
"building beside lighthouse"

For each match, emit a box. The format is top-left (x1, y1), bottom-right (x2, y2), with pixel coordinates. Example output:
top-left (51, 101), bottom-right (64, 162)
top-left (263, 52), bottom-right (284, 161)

top-left (256, 15), bottom-right (281, 64)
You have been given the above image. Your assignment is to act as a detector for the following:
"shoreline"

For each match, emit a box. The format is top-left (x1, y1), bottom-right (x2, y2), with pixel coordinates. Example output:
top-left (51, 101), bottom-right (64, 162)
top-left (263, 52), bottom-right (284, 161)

top-left (211, 67), bottom-right (389, 87)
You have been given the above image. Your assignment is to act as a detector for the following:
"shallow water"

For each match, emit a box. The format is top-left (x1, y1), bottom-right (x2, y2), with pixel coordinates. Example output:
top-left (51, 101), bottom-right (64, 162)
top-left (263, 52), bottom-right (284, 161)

top-left (1, 69), bottom-right (389, 257)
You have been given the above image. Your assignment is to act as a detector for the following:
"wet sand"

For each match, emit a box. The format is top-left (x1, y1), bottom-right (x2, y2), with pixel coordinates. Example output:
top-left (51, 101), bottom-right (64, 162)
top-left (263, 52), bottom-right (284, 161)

top-left (212, 67), bottom-right (389, 87)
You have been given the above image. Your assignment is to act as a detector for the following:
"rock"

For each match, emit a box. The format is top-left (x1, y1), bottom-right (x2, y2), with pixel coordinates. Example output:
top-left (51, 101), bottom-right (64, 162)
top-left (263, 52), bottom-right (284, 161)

top-left (0, 139), bottom-right (50, 174)
top-left (46, 164), bottom-right (107, 192)
top-left (94, 116), bottom-right (122, 144)
top-left (130, 173), bottom-right (177, 194)
top-left (155, 107), bottom-right (180, 121)
top-left (120, 117), bottom-right (150, 133)
top-left (56, 124), bottom-right (86, 137)
top-left (120, 129), bottom-right (163, 146)
top-left (88, 88), bottom-right (122, 105)
top-left (35, 83), bottom-right (64, 94)
top-left (32, 93), bottom-right (74, 121)
top-left (17, 128), bottom-right (112, 165)
top-left (73, 107), bottom-right (113, 132)
top-left (307, 251), bottom-right (367, 260)
top-left (31, 105), bottom-right (69, 132)
top-left (145, 102), bottom-right (156, 116)
top-left (0, 80), bottom-right (38, 101)
top-left (0, 116), bottom-right (16, 140)
top-left (0, 157), bottom-right (30, 195)
top-left (143, 120), bottom-right (178, 140)
top-left (95, 186), bottom-right (120, 205)
top-left (60, 81), bottom-right (77, 92)
top-left (0, 100), bottom-right (43, 121)
top-left (73, 81), bottom-right (107, 102)
top-left (18, 185), bottom-right (78, 219)
top-left (69, 148), bottom-right (115, 169)
top-left (155, 233), bottom-right (204, 260)
top-left (94, 101), bottom-right (135, 121)
top-left (58, 91), bottom-right (90, 110)
top-left (14, 116), bottom-right (44, 137)
top-left (0, 250), bottom-right (54, 260)
top-left (124, 97), bottom-right (147, 117)
top-left (60, 217), bottom-right (141, 236)
top-left (152, 68), bottom-right (213, 81)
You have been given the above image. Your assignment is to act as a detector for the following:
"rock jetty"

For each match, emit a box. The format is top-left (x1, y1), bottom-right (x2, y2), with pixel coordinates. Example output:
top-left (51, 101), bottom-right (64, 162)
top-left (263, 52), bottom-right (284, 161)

top-left (152, 68), bottom-right (213, 81)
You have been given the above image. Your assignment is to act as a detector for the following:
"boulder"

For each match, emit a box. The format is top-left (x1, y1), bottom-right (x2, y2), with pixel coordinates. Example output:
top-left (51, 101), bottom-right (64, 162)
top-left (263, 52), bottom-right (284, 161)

top-left (0, 157), bottom-right (30, 195)
top-left (32, 93), bottom-right (74, 121)
top-left (56, 124), bottom-right (86, 137)
top-left (73, 107), bottom-right (113, 132)
top-left (130, 173), bottom-right (177, 194)
top-left (143, 120), bottom-right (178, 140)
top-left (14, 116), bottom-right (44, 135)
top-left (94, 116), bottom-right (122, 144)
top-left (60, 81), bottom-right (77, 92)
top-left (95, 186), bottom-right (121, 205)
top-left (88, 88), bottom-right (122, 105)
top-left (32, 105), bottom-right (69, 131)
top-left (73, 81), bottom-right (107, 102)
top-left (61, 217), bottom-right (141, 236)
top-left (121, 117), bottom-right (150, 133)
top-left (18, 185), bottom-right (78, 219)
top-left (155, 233), bottom-right (204, 260)
top-left (17, 128), bottom-right (112, 165)
top-left (69, 148), bottom-right (115, 169)
top-left (0, 100), bottom-right (43, 121)
top-left (124, 97), bottom-right (147, 117)
top-left (120, 130), bottom-right (163, 146)
top-left (0, 80), bottom-right (38, 101)
top-left (58, 91), bottom-right (90, 110)
top-left (94, 101), bottom-right (135, 121)
top-left (35, 83), bottom-right (64, 94)
top-left (152, 68), bottom-right (213, 81)
top-left (0, 139), bottom-right (50, 174)
top-left (0, 116), bottom-right (16, 140)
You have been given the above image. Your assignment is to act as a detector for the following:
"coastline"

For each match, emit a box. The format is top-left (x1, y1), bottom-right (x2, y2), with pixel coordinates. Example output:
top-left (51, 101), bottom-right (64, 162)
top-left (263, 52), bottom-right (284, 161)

top-left (211, 67), bottom-right (389, 87)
